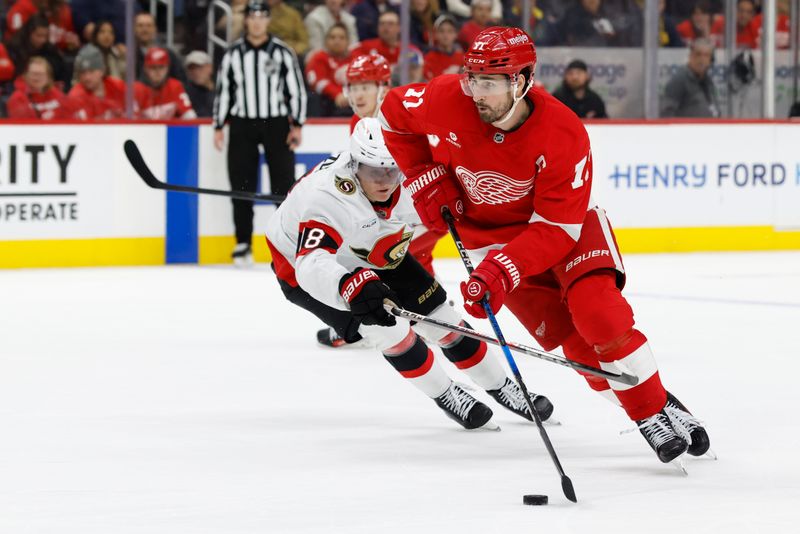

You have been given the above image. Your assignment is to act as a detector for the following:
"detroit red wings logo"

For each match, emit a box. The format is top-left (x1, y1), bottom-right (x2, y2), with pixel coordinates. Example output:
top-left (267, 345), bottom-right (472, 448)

top-left (454, 166), bottom-right (535, 205)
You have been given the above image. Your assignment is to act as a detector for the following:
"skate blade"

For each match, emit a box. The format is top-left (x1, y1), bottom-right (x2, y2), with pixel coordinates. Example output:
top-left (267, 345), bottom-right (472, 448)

top-left (477, 420), bottom-right (501, 432)
top-left (542, 417), bottom-right (561, 426)
top-left (670, 457), bottom-right (688, 476)
top-left (702, 448), bottom-right (718, 460)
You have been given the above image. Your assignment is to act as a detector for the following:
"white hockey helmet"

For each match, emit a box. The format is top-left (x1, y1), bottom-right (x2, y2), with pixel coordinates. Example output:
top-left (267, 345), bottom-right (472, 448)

top-left (349, 117), bottom-right (397, 170)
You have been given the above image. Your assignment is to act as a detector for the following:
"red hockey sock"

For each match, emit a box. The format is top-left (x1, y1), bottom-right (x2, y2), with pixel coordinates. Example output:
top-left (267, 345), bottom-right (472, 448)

top-left (566, 272), bottom-right (667, 420)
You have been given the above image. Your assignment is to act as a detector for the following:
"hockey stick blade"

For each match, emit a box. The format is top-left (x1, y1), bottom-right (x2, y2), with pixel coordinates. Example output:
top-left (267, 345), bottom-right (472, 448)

top-left (386, 305), bottom-right (637, 386)
top-left (123, 139), bottom-right (286, 203)
top-left (562, 475), bottom-right (577, 503)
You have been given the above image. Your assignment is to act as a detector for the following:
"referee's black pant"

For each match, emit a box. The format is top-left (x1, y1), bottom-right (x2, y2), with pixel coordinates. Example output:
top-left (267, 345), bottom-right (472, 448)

top-left (227, 116), bottom-right (296, 245)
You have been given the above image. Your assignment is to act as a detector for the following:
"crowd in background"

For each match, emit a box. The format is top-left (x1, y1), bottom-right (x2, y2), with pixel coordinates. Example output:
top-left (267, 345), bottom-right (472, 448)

top-left (0, 0), bottom-right (795, 120)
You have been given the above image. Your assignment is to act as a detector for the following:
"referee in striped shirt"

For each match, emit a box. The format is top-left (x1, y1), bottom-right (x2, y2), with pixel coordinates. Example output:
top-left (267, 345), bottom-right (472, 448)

top-left (213, 0), bottom-right (307, 265)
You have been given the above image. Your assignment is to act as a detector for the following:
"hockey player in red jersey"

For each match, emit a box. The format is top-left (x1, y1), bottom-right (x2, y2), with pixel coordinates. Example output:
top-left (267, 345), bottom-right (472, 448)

top-left (315, 52), bottom-right (446, 349)
top-left (134, 47), bottom-right (197, 120)
top-left (266, 117), bottom-right (555, 430)
top-left (379, 27), bottom-right (711, 468)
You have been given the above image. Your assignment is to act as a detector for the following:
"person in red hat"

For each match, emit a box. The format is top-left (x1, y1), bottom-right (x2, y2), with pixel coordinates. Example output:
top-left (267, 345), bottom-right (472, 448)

top-left (134, 46), bottom-right (196, 120)
top-left (379, 26), bottom-right (713, 470)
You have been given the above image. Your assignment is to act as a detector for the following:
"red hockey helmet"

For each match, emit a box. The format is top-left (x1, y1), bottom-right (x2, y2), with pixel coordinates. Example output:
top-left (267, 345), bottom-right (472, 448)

top-left (463, 26), bottom-right (537, 77)
top-left (144, 47), bottom-right (170, 68)
top-left (346, 53), bottom-right (391, 85)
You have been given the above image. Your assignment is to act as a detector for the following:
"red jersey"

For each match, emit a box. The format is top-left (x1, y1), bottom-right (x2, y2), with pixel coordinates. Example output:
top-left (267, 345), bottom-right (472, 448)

top-left (380, 75), bottom-right (593, 276)
top-left (305, 49), bottom-right (349, 101)
top-left (69, 76), bottom-right (126, 120)
top-left (353, 39), bottom-right (401, 66)
top-left (751, 13), bottom-right (791, 49)
top-left (6, 0), bottom-right (77, 50)
top-left (710, 17), bottom-right (759, 48)
top-left (134, 79), bottom-right (196, 120)
top-left (6, 85), bottom-right (75, 119)
top-left (0, 43), bottom-right (14, 82)
top-left (423, 48), bottom-right (464, 81)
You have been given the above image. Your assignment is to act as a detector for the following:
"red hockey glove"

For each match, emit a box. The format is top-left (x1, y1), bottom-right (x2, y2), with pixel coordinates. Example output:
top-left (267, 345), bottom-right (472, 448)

top-left (460, 250), bottom-right (523, 318)
top-left (339, 268), bottom-right (398, 327)
top-left (402, 163), bottom-right (464, 233)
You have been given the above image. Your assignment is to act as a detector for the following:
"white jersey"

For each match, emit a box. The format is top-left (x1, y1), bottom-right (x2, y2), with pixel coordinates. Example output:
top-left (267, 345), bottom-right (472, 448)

top-left (266, 152), bottom-right (424, 311)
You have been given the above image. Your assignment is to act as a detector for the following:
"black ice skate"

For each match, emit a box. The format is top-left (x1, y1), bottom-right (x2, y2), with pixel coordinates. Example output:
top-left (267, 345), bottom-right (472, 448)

top-left (664, 392), bottom-right (713, 458)
top-left (486, 377), bottom-right (555, 423)
top-left (316, 327), bottom-right (371, 349)
top-left (435, 382), bottom-right (498, 430)
top-left (232, 243), bottom-right (253, 267)
top-left (636, 409), bottom-right (689, 465)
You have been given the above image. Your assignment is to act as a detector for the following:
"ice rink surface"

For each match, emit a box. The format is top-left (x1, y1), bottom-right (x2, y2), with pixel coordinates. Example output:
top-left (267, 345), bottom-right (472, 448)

top-left (2, 252), bottom-right (799, 534)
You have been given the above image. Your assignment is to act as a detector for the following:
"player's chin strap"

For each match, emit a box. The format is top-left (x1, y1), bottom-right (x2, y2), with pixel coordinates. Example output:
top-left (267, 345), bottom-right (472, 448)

top-left (491, 75), bottom-right (535, 129)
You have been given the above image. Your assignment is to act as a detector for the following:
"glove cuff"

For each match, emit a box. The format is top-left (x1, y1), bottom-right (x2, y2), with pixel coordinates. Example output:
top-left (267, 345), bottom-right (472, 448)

top-left (486, 250), bottom-right (523, 291)
top-left (339, 268), bottom-right (381, 303)
top-left (403, 164), bottom-right (448, 196)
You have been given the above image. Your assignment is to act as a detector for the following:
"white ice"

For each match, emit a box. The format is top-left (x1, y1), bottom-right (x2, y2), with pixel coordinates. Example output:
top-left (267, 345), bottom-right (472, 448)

top-left (2, 252), bottom-right (799, 533)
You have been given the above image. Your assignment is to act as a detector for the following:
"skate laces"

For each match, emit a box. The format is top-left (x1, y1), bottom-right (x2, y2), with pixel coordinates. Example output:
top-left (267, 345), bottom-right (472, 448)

top-left (498, 379), bottom-right (529, 411)
top-left (440, 384), bottom-right (477, 419)
top-left (636, 413), bottom-right (679, 449)
top-left (664, 402), bottom-right (704, 436)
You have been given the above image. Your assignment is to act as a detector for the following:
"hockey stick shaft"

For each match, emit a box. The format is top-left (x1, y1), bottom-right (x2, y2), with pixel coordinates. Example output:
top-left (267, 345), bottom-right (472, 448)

top-left (385, 305), bottom-right (637, 386)
top-left (442, 207), bottom-right (577, 503)
top-left (123, 140), bottom-right (287, 203)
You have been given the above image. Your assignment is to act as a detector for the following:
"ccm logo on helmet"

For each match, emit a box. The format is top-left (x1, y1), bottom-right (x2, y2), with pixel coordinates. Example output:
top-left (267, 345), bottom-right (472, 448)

top-left (467, 58), bottom-right (486, 64)
top-left (507, 35), bottom-right (530, 45)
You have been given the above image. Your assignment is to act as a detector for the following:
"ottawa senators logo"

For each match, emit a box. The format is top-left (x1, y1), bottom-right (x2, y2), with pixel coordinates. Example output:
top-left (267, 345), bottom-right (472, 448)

top-left (350, 226), bottom-right (414, 269)
top-left (335, 175), bottom-right (357, 195)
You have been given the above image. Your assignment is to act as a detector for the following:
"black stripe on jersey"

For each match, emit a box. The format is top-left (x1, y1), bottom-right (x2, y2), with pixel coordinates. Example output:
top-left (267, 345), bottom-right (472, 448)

top-left (296, 221), bottom-right (343, 257)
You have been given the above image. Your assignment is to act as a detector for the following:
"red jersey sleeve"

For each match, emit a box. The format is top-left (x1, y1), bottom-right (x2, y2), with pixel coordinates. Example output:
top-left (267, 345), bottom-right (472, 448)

top-left (169, 79), bottom-right (196, 118)
top-left (503, 119), bottom-right (594, 276)
top-left (379, 82), bottom-right (436, 177)
top-left (0, 43), bottom-right (14, 81)
top-left (6, 90), bottom-right (35, 118)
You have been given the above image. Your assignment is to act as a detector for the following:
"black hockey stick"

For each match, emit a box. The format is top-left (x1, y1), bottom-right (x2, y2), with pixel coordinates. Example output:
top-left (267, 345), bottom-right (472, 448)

top-left (385, 304), bottom-right (637, 386)
top-left (123, 139), bottom-right (287, 203)
top-left (442, 207), bottom-right (577, 503)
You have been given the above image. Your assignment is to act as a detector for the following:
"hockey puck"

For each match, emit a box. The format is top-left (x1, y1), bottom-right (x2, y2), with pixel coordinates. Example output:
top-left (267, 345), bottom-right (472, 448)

top-left (523, 494), bottom-right (548, 506)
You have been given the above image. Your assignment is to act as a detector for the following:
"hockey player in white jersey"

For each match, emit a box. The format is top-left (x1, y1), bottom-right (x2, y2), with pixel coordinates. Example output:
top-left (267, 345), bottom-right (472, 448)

top-left (265, 118), bottom-right (555, 429)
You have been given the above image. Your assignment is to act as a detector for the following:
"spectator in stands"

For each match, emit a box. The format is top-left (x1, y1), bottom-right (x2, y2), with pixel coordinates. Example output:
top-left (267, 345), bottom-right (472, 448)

top-left (711, 0), bottom-right (758, 48)
top-left (390, 48), bottom-right (426, 86)
top-left (423, 14), bottom-right (462, 80)
top-left (562, 0), bottom-right (619, 47)
top-left (266, 0), bottom-right (310, 56)
top-left (444, 0), bottom-right (501, 22)
top-left (665, 0), bottom-right (722, 21)
top-left (661, 38), bottom-right (719, 118)
top-left (68, 44), bottom-right (125, 120)
top-left (91, 20), bottom-right (126, 80)
top-left (6, 0), bottom-right (80, 52)
top-left (8, 15), bottom-right (69, 88)
top-left (305, 22), bottom-right (352, 117)
top-left (552, 59), bottom-right (608, 119)
top-left (0, 43), bottom-right (15, 84)
top-left (676, 0), bottom-right (714, 45)
top-left (134, 12), bottom-right (186, 83)
top-left (7, 56), bottom-right (74, 119)
top-left (184, 50), bottom-right (216, 118)
top-left (353, 11), bottom-right (405, 66)
top-left (134, 47), bottom-right (197, 120)
top-left (351, 0), bottom-right (396, 41)
top-left (457, 0), bottom-right (495, 51)
top-left (653, 0), bottom-right (683, 47)
top-left (70, 0), bottom-right (135, 44)
top-left (410, 0), bottom-right (440, 51)
top-left (752, 0), bottom-right (791, 49)
top-left (305, 0), bottom-right (359, 53)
